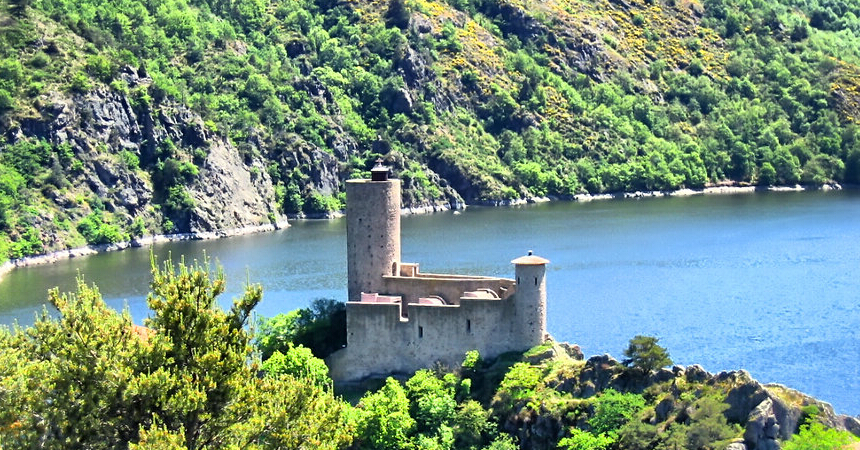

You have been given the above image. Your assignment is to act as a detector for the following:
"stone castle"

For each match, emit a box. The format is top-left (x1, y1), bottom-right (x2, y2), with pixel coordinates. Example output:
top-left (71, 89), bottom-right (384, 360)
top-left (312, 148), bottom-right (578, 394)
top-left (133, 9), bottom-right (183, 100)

top-left (327, 163), bottom-right (549, 382)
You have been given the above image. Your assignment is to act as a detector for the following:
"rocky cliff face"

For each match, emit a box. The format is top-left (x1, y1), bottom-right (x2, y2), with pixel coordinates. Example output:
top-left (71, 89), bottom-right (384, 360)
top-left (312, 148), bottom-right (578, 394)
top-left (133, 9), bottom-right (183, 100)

top-left (495, 346), bottom-right (860, 450)
top-left (8, 66), bottom-right (284, 246)
top-left (4, 60), bottom-right (464, 254)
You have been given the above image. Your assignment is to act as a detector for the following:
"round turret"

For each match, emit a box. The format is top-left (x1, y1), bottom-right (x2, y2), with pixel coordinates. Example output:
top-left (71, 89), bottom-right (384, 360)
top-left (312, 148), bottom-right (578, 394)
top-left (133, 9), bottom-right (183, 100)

top-left (345, 162), bottom-right (401, 302)
top-left (511, 250), bottom-right (549, 346)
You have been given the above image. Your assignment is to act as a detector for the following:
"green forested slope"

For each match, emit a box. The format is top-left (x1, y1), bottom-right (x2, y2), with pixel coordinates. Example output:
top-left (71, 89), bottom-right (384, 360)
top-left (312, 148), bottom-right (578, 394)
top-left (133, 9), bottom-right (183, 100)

top-left (1, 0), bottom-right (859, 259)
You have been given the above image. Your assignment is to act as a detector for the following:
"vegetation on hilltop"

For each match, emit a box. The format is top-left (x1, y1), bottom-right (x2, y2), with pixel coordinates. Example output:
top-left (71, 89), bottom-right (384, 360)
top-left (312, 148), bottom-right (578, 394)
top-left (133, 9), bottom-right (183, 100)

top-left (1, 263), bottom-right (858, 449)
top-left (2, 0), bottom-right (860, 260)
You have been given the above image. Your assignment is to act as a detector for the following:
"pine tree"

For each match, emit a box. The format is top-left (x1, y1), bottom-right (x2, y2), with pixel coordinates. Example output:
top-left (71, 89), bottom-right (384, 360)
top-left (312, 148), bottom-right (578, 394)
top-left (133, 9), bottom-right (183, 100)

top-left (385, 0), bottom-right (410, 29)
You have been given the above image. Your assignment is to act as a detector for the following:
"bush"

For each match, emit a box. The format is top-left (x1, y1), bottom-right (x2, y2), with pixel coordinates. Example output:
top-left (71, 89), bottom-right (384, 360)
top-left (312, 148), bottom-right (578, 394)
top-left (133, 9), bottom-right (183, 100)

top-left (9, 225), bottom-right (42, 258)
top-left (302, 192), bottom-right (342, 214)
top-left (405, 370), bottom-right (458, 434)
top-left (758, 162), bottom-right (777, 186)
top-left (261, 344), bottom-right (331, 387)
top-left (559, 428), bottom-right (614, 450)
top-left (280, 182), bottom-right (304, 214)
top-left (461, 350), bottom-right (481, 373)
top-left (588, 389), bottom-right (646, 435)
top-left (0, 59), bottom-right (23, 83)
top-left (783, 422), bottom-right (858, 450)
top-left (493, 362), bottom-right (543, 414)
top-left (69, 71), bottom-right (92, 93)
top-left (163, 185), bottom-right (194, 214)
top-left (77, 212), bottom-right (127, 245)
top-left (2, 139), bottom-right (51, 182)
top-left (129, 217), bottom-right (146, 238)
top-left (684, 396), bottom-right (739, 449)
top-left (28, 52), bottom-right (50, 69)
top-left (119, 150), bottom-right (140, 170)
top-left (85, 55), bottom-right (115, 82)
top-left (0, 88), bottom-right (14, 111)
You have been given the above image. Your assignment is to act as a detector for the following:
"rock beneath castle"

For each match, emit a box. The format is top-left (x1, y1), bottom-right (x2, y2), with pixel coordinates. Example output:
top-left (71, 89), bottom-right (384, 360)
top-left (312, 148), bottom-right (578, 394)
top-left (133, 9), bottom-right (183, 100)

top-left (744, 398), bottom-right (781, 449)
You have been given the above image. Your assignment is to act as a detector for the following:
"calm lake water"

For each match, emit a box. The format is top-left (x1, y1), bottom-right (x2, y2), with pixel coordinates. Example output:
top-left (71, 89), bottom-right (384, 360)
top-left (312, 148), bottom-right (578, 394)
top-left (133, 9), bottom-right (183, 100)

top-left (2, 190), bottom-right (859, 415)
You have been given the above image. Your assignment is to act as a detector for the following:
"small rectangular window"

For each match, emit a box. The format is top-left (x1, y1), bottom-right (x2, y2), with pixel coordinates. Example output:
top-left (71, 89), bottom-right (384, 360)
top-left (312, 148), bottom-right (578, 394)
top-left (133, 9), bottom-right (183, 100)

top-left (467, 319), bottom-right (471, 333)
top-left (534, 277), bottom-right (538, 286)
top-left (418, 326), bottom-right (424, 338)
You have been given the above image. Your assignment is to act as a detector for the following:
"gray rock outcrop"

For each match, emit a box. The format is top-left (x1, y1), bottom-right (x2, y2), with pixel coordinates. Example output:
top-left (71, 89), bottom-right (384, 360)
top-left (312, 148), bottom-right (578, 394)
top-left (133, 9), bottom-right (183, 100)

top-left (8, 66), bottom-right (281, 240)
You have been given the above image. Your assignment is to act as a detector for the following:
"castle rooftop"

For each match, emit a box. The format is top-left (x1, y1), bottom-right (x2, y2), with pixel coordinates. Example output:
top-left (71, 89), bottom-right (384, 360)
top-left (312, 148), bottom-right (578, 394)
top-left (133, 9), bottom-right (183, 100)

top-left (511, 251), bottom-right (550, 265)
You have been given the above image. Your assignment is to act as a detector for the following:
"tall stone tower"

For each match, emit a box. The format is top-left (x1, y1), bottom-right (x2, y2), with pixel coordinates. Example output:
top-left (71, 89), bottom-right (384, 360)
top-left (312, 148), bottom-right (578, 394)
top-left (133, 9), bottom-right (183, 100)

top-left (511, 251), bottom-right (549, 345)
top-left (345, 161), bottom-right (401, 302)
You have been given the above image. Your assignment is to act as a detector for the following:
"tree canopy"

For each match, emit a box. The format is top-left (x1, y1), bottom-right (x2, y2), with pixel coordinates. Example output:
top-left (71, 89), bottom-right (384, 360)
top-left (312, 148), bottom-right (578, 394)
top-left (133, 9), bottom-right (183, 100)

top-left (622, 335), bottom-right (673, 374)
top-left (0, 257), bottom-right (353, 450)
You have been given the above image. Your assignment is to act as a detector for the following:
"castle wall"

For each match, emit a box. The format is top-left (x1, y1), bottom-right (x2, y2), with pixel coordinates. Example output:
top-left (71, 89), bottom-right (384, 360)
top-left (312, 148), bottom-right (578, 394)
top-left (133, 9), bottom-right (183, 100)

top-left (345, 179), bottom-right (401, 302)
top-left (382, 275), bottom-right (516, 308)
top-left (329, 295), bottom-right (531, 381)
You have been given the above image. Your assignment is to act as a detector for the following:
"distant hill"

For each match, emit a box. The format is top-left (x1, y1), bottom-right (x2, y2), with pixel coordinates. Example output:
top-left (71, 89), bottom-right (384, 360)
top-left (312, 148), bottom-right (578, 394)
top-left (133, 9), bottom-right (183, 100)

top-left (1, 0), bottom-right (859, 260)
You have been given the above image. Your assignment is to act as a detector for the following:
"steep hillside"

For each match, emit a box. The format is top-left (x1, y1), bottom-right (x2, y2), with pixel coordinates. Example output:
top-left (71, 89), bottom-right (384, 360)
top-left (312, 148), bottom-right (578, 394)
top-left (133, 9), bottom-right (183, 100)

top-left (1, 0), bottom-right (860, 260)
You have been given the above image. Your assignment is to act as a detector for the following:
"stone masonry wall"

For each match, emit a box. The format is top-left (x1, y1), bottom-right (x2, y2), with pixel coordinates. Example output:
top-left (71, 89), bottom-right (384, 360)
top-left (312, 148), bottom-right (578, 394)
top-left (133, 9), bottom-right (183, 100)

top-left (328, 295), bottom-right (533, 381)
top-left (346, 179), bottom-right (401, 302)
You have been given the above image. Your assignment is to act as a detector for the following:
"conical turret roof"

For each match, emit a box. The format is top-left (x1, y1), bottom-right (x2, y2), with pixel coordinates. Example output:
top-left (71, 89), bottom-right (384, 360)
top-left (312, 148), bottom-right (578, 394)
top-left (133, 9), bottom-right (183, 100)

top-left (511, 250), bottom-right (549, 265)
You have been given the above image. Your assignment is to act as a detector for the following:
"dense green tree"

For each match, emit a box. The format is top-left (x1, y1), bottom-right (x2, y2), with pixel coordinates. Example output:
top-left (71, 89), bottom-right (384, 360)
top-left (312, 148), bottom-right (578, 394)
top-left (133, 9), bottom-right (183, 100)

top-left (684, 397), bottom-right (738, 449)
top-left (261, 344), bottom-right (331, 387)
top-left (354, 378), bottom-right (416, 450)
top-left (622, 335), bottom-right (673, 374)
top-left (255, 298), bottom-right (346, 360)
top-left (0, 257), bottom-right (353, 449)
top-left (405, 369), bottom-right (458, 435)
top-left (385, 0), bottom-right (410, 29)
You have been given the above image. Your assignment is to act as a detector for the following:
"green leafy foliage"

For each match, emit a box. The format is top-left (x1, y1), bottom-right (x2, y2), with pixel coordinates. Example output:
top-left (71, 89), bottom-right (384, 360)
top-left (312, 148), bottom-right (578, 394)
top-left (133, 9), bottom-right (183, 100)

top-left (405, 369), bottom-right (458, 435)
top-left (261, 344), bottom-right (331, 388)
top-left (352, 366), bottom-right (497, 450)
top-left (492, 361), bottom-right (544, 416)
top-left (558, 428), bottom-right (615, 450)
top-left (0, 257), bottom-right (354, 449)
top-left (255, 298), bottom-right (346, 359)
top-left (783, 421), bottom-right (859, 450)
top-left (588, 389), bottom-right (646, 435)
top-left (303, 192), bottom-right (343, 215)
top-left (622, 335), bottom-right (673, 374)
top-left (77, 211), bottom-right (128, 245)
top-left (354, 378), bottom-right (416, 450)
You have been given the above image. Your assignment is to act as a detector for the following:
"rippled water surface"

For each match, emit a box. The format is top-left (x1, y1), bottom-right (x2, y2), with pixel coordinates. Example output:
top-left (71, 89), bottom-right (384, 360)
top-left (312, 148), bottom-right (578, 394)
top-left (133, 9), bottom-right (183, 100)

top-left (2, 190), bottom-right (859, 414)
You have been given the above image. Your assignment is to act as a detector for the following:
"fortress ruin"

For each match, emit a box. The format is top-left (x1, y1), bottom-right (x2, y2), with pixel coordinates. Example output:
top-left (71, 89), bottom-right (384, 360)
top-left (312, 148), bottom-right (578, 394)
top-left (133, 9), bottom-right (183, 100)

top-left (327, 162), bottom-right (549, 382)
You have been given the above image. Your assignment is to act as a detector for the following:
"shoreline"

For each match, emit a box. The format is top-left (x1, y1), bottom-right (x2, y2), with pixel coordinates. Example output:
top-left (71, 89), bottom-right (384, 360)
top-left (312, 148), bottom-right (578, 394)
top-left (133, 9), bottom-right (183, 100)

top-left (0, 183), bottom-right (849, 280)
top-left (0, 220), bottom-right (289, 280)
top-left (469, 182), bottom-right (846, 206)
